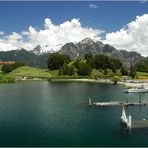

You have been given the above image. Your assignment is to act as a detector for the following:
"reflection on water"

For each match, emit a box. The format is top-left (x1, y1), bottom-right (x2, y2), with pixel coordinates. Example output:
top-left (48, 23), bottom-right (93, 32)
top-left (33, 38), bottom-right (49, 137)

top-left (120, 122), bottom-right (131, 137)
top-left (0, 81), bottom-right (148, 146)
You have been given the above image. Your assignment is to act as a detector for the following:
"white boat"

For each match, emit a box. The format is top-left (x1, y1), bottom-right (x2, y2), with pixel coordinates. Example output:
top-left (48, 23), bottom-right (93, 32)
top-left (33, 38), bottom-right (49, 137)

top-left (121, 106), bottom-right (132, 128)
top-left (124, 86), bottom-right (148, 93)
top-left (121, 107), bottom-right (128, 124)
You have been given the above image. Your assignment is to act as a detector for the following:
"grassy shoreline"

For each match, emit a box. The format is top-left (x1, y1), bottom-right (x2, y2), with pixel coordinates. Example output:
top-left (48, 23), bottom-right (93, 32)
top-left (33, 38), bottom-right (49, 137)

top-left (0, 66), bottom-right (148, 89)
top-left (49, 78), bottom-right (112, 83)
top-left (1, 74), bottom-right (148, 89)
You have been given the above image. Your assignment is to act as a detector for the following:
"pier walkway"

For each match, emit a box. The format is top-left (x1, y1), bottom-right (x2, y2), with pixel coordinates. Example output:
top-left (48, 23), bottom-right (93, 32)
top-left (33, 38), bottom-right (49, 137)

top-left (93, 101), bottom-right (148, 107)
top-left (132, 120), bottom-right (148, 129)
top-left (88, 98), bottom-right (148, 129)
top-left (88, 95), bottom-right (148, 107)
top-left (121, 106), bottom-right (148, 129)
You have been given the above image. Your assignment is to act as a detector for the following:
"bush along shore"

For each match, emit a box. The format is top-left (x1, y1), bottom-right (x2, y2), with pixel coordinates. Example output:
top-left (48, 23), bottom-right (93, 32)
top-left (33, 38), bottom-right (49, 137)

top-left (0, 74), bottom-right (15, 83)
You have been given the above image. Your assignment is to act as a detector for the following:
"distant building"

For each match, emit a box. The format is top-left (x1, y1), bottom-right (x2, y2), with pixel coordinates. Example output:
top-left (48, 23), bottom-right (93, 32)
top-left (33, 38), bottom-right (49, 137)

top-left (0, 61), bottom-right (15, 65)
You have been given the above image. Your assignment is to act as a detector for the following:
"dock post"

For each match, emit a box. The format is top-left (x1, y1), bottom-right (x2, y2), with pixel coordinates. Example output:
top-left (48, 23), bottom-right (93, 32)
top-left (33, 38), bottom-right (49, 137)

top-left (126, 97), bottom-right (128, 103)
top-left (139, 94), bottom-right (142, 103)
top-left (89, 97), bottom-right (92, 106)
top-left (128, 116), bottom-right (132, 128)
top-left (121, 105), bottom-right (125, 112)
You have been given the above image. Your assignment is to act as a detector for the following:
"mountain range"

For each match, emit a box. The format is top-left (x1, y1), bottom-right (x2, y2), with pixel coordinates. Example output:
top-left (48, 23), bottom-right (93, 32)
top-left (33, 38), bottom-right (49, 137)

top-left (0, 38), bottom-right (144, 68)
top-left (0, 49), bottom-right (49, 68)
top-left (59, 38), bottom-right (143, 68)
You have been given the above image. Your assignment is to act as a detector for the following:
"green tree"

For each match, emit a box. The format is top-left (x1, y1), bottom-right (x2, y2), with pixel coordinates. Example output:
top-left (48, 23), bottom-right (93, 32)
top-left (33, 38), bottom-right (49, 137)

top-left (74, 59), bottom-right (80, 69)
top-left (129, 66), bottom-right (137, 78)
top-left (112, 75), bottom-right (120, 84)
top-left (94, 54), bottom-right (110, 69)
top-left (115, 69), bottom-right (122, 76)
top-left (67, 62), bottom-right (76, 75)
top-left (59, 62), bottom-right (68, 75)
top-left (136, 58), bottom-right (148, 72)
top-left (85, 52), bottom-right (95, 68)
top-left (90, 69), bottom-right (102, 79)
top-left (47, 53), bottom-right (71, 70)
top-left (84, 52), bottom-right (93, 61)
top-left (112, 68), bottom-right (116, 73)
top-left (103, 69), bottom-right (108, 75)
top-left (110, 58), bottom-right (122, 70)
top-left (1, 64), bottom-right (13, 73)
top-left (120, 67), bottom-right (128, 76)
top-left (77, 60), bottom-right (92, 76)
top-left (59, 62), bottom-right (76, 76)
top-left (1, 62), bottom-right (25, 73)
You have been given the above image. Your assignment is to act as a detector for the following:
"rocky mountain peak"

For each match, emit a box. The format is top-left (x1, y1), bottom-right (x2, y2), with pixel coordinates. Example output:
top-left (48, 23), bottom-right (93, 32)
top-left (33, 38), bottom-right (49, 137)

top-left (81, 37), bottom-right (95, 44)
top-left (32, 45), bottom-right (43, 55)
top-left (59, 37), bottom-right (143, 68)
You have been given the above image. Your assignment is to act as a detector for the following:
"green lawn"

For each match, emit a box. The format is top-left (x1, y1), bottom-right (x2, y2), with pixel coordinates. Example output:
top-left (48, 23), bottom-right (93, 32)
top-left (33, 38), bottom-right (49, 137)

top-left (0, 72), bottom-right (15, 83)
top-left (2, 66), bottom-right (148, 82)
top-left (137, 72), bottom-right (148, 76)
top-left (137, 71), bottom-right (148, 79)
top-left (7, 66), bottom-right (89, 80)
top-left (7, 66), bottom-right (58, 79)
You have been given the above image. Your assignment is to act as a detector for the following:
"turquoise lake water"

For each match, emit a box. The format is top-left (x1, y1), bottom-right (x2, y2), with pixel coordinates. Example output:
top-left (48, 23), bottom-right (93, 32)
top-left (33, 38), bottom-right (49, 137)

top-left (0, 81), bottom-right (148, 146)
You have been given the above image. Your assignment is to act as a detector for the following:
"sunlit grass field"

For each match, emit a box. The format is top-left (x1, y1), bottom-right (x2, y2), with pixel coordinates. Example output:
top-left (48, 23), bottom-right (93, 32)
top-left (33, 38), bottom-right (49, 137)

top-left (137, 72), bottom-right (148, 79)
top-left (7, 66), bottom-right (58, 79)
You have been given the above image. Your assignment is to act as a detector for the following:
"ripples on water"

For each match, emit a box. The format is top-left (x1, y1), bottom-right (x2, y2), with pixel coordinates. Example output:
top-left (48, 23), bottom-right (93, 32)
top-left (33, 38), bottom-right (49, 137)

top-left (0, 81), bottom-right (148, 146)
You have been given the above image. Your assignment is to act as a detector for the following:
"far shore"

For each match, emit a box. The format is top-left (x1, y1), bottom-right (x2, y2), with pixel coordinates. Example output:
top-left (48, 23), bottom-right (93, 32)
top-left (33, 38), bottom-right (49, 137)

top-left (118, 81), bottom-right (148, 88)
top-left (50, 78), bottom-right (148, 88)
top-left (50, 78), bottom-right (112, 83)
top-left (6, 76), bottom-right (148, 89)
top-left (20, 77), bottom-right (45, 81)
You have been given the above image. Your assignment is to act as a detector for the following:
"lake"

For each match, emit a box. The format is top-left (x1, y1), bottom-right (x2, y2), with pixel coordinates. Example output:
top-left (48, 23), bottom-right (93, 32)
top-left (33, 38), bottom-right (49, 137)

top-left (0, 81), bottom-right (148, 146)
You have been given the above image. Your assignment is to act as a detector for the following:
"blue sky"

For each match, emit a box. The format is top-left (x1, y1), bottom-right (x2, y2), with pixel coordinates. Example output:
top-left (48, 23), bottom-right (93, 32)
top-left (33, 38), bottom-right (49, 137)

top-left (0, 1), bottom-right (148, 56)
top-left (0, 1), bottom-right (147, 34)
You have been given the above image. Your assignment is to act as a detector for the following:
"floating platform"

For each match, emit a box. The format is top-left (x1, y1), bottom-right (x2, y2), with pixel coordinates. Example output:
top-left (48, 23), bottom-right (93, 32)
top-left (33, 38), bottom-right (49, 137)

top-left (93, 101), bottom-right (148, 107)
top-left (120, 106), bottom-right (148, 129)
top-left (132, 120), bottom-right (148, 129)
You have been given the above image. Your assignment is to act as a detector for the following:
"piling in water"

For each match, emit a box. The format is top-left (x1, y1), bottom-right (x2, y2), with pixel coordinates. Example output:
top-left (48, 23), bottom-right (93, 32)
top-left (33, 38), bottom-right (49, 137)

top-left (126, 97), bottom-right (128, 103)
top-left (139, 94), bottom-right (142, 103)
top-left (89, 97), bottom-right (92, 106)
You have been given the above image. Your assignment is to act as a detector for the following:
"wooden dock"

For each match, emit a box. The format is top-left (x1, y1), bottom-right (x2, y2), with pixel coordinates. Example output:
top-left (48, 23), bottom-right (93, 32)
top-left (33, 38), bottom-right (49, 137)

top-left (93, 101), bottom-right (148, 107)
top-left (132, 120), bottom-right (148, 129)
top-left (120, 106), bottom-right (148, 129)
top-left (89, 98), bottom-right (148, 129)
top-left (89, 93), bottom-right (147, 107)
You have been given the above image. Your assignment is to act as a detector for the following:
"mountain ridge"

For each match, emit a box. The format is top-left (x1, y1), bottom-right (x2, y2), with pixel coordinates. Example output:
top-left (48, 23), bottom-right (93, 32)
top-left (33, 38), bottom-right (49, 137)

top-left (59, 37), bottom-right (143, 68)
top-left (0, 38), bottom-right (144, 68)
top-left (0, 49), bottom-right (49, 68)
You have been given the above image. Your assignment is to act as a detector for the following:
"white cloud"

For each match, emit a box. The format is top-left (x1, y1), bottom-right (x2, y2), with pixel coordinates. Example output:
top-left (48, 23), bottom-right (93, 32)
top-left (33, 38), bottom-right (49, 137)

top-left (0, 14), bottom-right (148, 57)
top-left (0, 31), bottom-right (4, 35)
top-left (104, 14), bottom-right (148, 57)
top-left (0, 31), bottom-right (36, 51)
top-left (89, 4), bottom-right (98, 9)
top-left (0, 18), bottom-right (103, 52)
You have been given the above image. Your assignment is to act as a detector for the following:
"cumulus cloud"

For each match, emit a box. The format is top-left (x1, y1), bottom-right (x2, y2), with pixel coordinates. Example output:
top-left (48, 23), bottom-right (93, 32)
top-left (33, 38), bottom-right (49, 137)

top-left (0, 15), bottom-right (148, 57)
top-left (0, 18), bottom-right (102, 52)
top-left (104, 14), bottom-right (148, 56)
top-left (0, 31), bottom-right (4, 35)
top-left (89, 4), bottom-right (98, 9)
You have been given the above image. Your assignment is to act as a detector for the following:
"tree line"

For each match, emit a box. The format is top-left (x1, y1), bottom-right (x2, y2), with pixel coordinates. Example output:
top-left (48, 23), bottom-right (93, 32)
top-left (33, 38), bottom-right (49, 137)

top-left (1, 62), bottom-right (25, 73)
top-left (136, 57), bottom-right (148, 73)
top-left (47, 52), bottom-right (130, 77)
